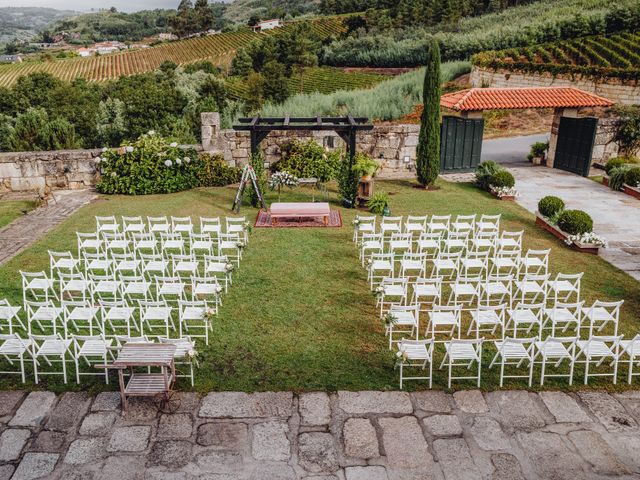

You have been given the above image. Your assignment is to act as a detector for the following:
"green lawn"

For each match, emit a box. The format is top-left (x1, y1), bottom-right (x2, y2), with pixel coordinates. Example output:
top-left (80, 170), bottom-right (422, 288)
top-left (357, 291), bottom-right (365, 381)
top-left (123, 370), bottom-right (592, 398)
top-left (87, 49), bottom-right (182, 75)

top-left (1, 180), bottom-right (638, 394)
top-left (0, 199), bottom-right (36, 229)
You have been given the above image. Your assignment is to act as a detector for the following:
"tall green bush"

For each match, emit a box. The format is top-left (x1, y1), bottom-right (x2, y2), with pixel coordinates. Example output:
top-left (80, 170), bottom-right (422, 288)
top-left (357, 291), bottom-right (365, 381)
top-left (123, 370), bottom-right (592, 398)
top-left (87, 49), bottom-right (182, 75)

top-left (416, 38), bottom-right (441, 187)
top-left (197, 153), bottom-right (242, 187)
top-left (275, 140), bottom-right (341, 182)
top-left (337, 153), bottom-right (359, 207)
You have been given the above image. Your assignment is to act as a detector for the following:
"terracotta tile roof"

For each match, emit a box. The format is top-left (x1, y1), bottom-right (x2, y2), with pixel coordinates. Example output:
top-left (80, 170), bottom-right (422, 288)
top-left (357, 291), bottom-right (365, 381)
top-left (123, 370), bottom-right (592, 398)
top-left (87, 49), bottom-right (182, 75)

top-left (440, 87), bottom-right (613, 111)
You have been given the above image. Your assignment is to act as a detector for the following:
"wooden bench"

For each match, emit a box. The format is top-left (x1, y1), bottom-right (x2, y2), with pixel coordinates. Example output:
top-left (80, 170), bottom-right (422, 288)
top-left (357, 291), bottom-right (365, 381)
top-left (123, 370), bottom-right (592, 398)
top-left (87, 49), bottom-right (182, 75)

top-left (270, 202), bottom-right (331, 226)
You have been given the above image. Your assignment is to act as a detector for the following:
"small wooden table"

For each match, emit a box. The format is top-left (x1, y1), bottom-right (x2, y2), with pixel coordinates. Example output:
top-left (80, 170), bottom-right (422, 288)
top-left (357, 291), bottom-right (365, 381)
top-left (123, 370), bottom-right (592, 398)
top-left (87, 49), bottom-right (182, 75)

top-left (111, 343), bottom-right (178, 413)
top-left (270, 202), bottom-right (331, 226)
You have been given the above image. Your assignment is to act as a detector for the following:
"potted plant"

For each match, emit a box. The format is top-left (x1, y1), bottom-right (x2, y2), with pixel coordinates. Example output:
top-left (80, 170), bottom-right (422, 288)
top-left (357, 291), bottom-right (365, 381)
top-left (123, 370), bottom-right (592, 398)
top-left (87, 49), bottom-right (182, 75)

top-left (535, 196), bottom-right (607, 254)
top-left (353, 154), bottom-right (379, 181)
top-left (528, 142), bottom-right (549, 165)
top-left (474, 161), bottom-right (518, 200)
top-left (367, 192), bottom-right (390, 216)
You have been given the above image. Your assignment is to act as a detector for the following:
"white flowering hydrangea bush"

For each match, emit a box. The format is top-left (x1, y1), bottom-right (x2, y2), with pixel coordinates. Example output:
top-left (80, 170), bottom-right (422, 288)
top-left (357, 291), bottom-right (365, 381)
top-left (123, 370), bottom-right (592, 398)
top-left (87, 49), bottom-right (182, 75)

top-left (96, 131), bottom-right (200, 195)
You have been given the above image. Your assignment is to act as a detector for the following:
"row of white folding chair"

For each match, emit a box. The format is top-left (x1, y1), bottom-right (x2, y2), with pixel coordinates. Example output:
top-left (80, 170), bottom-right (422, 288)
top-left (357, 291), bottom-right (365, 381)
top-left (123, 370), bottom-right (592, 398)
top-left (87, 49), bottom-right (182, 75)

top-left (0, 333), bottom-right (197, 385)
top-left (13, 298), bottom-right (216, 344)
top-left (396, 334), bottom-right (640, 389)
top-left (76, 231), bottom-right (244, 263)
top-left (382, 300), bottom-right (623, 346)
top-left (96, 215), bottom-right (248, 240)
top-left (353, 214), bottom-right (502, 242)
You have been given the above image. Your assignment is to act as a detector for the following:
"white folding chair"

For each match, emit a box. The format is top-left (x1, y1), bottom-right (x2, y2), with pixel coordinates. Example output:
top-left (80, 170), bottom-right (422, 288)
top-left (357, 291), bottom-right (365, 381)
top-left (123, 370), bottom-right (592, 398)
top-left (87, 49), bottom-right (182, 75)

top-left (0, 334), bottom-right (32, 383)
top-left (20, 271), bottom-right (58, 303)
top-left (59, 272), bottom-right (90, 302)
top-left (443, 231), bottom-right (469, 255)
top-left (426, 305), bottom-right (461, 339)
top-left (427, 215), bottom-right (450, 236)
top-left (535, 336), bottom-right (577, 386)
top-left (119, 274), bottom-right (151, 303)
top-left (191, 276), bottom-right (223, 310)
top-left (481, 274), bottom-right (513, 307)
top-left (171, 254), bottom-right (199, 278)
top-left (122, 216), bottom-right (146, 237)
top-left (359, 233), bottom-right (384, 266)
top-left (460, 250), bottom-right (489, 277)
top-left (76, 232), bottom-right (102, 256)
top-left (89, 273), bottom-right (121, 303)
top-left (471, 230), bottom-right (497, 255)
top-left (397, 339), bottom-right (434, 389)
top-left (171, 216), bottom-right (194, 237)
top-left (226, 216), bottom-right (248, 242)
top-left (0, 299), bottom-right (25, 334)
top-left (448, 275), bottom-right (481, 307)
top-left (72, 334), bottom-right (114, 384)
top-left (131, 233), bottom-right (158, 258)
top-left (411, 277), bottom-right (441, 311)
top-left (385, 305), bottom-right (419, 349)
top-left (102, 232), bottom-right (129, 256)
top-left (155, 276), bottom-right (185, 304)
top-left (440, 338), bottom-right (483, 388)
top-left (48, 250), bottom-right (79, 279)
top-left (139, 300), bottom-right (174, 338)
top-left (160, 233), bottom-right (185, 258)
top-left (506, 302), bottom-right (544, 338)
top-left (190, 233), bottom-right (215, 257)
top-left (353, 215), bottom-right (376, 243)
top-left (404, 215), bottom-right (427, 236)
top-left (99, 300), bottom-right (137, 337)
top-left (432, 252), bottom-right (460, 280)
top-left (548, 273), bottom-right (583, 304)
top-left (519, 249), bottom-right (550, 277)
top-left (377, 277), bottom-right (408, 316)
top-left (491, 250), bottom-right (520, 277)
top-left (159, 336), bottom-right (197, 386)
top-left (148, 216), bottom-right (170, 236)
top-left (96, 215), bottom-right (119, 234)
top-left (204, 255), bottom-right (232, 293)
top-left (31, 333), bottom-right (72, 384)
top-left (542, 301), bottom-right (584, 337)
top-left (218, 233), bottom-right (242, 267)
top-left (514, 274), bottom-right (549, 304)
top-left (368, 253), bottom-right (394, 288)
top-left (490, 337), bottom-right (536, 387)
top-left (497, 230), bottom-right (523, 254)
top-left (468, 304), bottom-right (506, 338)
top-left (111, 252), bottom-right (141, 277)
top-left (139, 252), bottom-right (170, 280)
top-left (200, 217), bottom-right (222, 238)
top-left (620, 335), bottom-right (640, 384)
top-left (178, 300), bottom-right (211, 345)
top-left (389, 233), bottom-right (412, 258)
top-left (476, 214), bottom-right (500, 235)
top-left (452, 214), bottom-right (476, 234)
top-left (83, 252), bottom-right (113, 277)
top-left (399, 253), bottom-right (427, 279)
top-left (581, 300), bottom-right (623, 337)
top-left (62, 300), bottom-right (100, 337)
top-left (380, 216), bottom-right (402, 243)
top-left (25, 300), bottom-right (63, 335)
top-left (576, 335), bottom-right (622, 385)
top-left (416, 232), bottom-right (441, 259)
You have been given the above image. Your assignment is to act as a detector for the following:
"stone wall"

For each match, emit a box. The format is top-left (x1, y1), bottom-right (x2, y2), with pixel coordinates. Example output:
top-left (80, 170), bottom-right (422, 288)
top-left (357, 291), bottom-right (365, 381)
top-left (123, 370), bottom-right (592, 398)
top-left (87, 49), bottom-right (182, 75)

top-left (470, 66), bottom-right (640, 106)
top-left (0, 149), bottom-right (101, 193)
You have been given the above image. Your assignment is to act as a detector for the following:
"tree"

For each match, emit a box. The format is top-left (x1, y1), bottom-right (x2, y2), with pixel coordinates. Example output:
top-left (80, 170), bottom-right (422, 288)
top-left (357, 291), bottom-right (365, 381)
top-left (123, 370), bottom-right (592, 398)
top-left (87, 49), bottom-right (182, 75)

top-left (262, 61), bottom-right (290, 104)
top-left (170, 0), bottom-right (194, 38)
top-left (96, 97), bottom-right (126, 146)
top-left (194, 0), bottom-right (214, 32)
top-left (244, 72), bottom-right (264, 113)
top-left (416, 38), bottom-right (441, 188)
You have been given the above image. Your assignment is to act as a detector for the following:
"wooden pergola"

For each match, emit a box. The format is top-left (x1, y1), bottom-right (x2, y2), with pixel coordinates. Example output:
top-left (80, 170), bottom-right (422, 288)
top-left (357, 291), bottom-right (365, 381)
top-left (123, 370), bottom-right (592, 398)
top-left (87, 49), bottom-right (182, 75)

top-left (233, 114), bottom-right (374, 162)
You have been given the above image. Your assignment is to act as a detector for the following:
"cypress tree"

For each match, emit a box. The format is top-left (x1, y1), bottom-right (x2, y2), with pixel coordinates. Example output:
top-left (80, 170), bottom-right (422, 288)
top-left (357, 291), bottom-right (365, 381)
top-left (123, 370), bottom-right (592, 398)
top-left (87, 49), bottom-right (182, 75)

top-left (416, 38), bottom-right (441, 188)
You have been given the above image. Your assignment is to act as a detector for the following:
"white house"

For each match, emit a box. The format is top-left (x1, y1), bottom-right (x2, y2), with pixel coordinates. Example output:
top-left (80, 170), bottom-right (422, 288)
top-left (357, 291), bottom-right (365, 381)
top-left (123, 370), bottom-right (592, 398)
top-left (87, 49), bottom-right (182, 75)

top-left (252, 19), bottom-right (282, 32)
top-left (0, 54), bottom-right (22, 64)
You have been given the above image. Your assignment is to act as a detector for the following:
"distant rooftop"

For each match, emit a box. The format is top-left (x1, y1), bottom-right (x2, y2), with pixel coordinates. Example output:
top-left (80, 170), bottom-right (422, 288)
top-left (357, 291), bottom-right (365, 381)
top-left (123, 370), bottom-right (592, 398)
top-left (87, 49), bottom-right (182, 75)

top-left (440, 87), bottom-right (614, 111)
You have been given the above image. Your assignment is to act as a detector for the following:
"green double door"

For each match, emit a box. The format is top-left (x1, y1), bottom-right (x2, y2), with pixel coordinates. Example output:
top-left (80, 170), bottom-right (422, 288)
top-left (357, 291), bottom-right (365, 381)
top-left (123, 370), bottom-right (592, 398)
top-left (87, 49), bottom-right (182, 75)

top-left (440, 116), bottom-right (484, 172)
top-left (553, 116), bottom-right (598, 177)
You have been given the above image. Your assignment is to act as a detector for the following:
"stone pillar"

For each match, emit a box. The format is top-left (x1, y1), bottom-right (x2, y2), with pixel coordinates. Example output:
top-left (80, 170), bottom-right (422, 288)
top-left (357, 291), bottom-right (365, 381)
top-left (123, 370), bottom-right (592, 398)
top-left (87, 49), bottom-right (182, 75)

top-left (201, 112), bottom-right (221, 152)
top-left (546, 107), bottom-right (578, 168)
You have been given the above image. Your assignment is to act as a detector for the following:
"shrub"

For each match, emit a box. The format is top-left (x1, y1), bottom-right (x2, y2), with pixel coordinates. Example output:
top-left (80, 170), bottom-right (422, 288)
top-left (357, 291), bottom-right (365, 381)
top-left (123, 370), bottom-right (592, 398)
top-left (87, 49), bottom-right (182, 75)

top-left (197, 154), bottom-right (241, 187)
top-left (96, 132), bottom-right (199, 195)
top-left (530, 141), bottom-right (549, 158)
top-left (490, 170), bottom-right (515, 188)
top-left (367, 192), bottom-right (390, 215)
top-left (604, 157), bottom-right (626, 175)
top-left (275, 140), bottom-right (341, 182)
top-left (557, 210), bottom-right (593, 235)
top-left (475, 161), bottom-right (501, 191)
top-left (337, 155), bottom-right (358, 207)
top-left (352, 153), bottom-right (379, 178)
top-left (416, 38), bottom-right (441, 187)
top-left (538, 196), bottom-right (565, 217)
top-left (608, 165), bottom-right (630, 191)
top-left (625, 167), bottom-right (640, 187)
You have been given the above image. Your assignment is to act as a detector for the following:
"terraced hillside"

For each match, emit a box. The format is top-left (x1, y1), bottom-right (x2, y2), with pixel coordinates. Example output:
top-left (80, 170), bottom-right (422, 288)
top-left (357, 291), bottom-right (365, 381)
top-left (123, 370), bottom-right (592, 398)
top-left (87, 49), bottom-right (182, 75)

top-left (226, 66), bottom-right (388, 99)
top-left (472, 31), bottom-right (640, 80)
top-left (0, 16), bottom-right (346, 87)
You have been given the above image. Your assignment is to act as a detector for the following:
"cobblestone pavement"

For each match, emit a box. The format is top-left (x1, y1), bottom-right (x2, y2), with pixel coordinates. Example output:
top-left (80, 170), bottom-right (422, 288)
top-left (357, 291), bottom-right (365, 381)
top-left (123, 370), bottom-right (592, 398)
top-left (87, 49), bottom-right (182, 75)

top-left (1, 389), bottom-right (640, 480)
top-left (0, 189), bottom-right (97, 266)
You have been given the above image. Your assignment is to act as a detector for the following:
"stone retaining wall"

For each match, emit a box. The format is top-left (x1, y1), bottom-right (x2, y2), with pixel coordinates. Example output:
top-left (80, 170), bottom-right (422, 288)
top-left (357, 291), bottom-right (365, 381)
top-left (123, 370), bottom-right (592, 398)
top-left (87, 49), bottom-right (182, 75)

top-left (470, 66), bottom-right (640, 106)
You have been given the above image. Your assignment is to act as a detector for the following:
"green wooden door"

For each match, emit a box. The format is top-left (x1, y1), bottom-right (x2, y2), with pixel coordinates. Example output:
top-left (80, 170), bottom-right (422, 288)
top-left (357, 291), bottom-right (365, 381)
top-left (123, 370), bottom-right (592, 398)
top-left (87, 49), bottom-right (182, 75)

top-left (554, 117), bottom-right (597, 177)
top-left (440, 116), bottom-right (484, 172)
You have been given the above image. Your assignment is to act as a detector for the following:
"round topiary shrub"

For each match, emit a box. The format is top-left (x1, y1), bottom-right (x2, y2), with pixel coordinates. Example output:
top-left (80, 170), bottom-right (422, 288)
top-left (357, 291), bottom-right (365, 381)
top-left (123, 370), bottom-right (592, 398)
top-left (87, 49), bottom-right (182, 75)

top-left (557, 210), bottom-right (593, 235)
top-left (624, 167), bottom-right (640, 187)
top-left (538, 196), bottom-right (565, 218)
top-left (490, 170), bottom-right (515, 188)
top-left (604, 157), bottom-right (626, 175)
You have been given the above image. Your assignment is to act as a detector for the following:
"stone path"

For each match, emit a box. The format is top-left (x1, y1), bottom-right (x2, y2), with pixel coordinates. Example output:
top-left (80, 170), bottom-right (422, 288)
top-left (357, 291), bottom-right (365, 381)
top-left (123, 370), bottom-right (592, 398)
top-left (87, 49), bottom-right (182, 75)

top-left (1, 389), bottom-right (640, 480)
top-left (441, 163), bottom-right (640, 280)
top-left (0, 189), bottom-right (97, 266)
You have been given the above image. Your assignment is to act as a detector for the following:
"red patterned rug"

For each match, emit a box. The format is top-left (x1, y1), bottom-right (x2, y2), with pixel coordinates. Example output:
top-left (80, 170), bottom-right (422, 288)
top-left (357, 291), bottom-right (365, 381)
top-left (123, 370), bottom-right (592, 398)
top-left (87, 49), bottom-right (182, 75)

top-left (254, 209), bottom-right (343, 228)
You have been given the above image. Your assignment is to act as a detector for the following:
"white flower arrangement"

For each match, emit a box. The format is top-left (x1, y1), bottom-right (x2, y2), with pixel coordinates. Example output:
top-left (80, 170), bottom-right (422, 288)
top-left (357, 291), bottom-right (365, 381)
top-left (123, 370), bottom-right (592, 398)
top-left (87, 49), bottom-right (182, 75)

top-left (94, 157), bottom-right (102, 164)
top-left (170, 142), bottom-right (178, 147)
top-left (269, 171), bottom-right (299, 190)
top-left (365, 258), bottom-right (373, 268)
top-left (176, 158), bottom-right (182, 165)
top-left (148, 130), bottom-right (156, 135)
top-left (236, 240), bottom-right (246, 250)
top-left (490, 185), bottom-right (519, 198)
top-left (565, 232), bottom-right (608, 248)
top-left (374, 285), bottom-right (384, 297)
top-left (186, 348), bottom-right (199, 367)
top-left (184, 157), bottom-right (191, 163)
top-left (225, 262), bottom-right (235, 272)
top-left (214, 285), bottom-right (223, 294)
top-left (164, 160), bottom-right (173, 167)
top-left (352, 218), bottom-right (361, 226)
top-left (125, 146), bottom-right (134, 153)
top-left (101, 147), bottom-right (108, 152)
top-left (382, 312), bottom-right (398, 327)
top-left (110, 171), bottom-right (117, 177)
